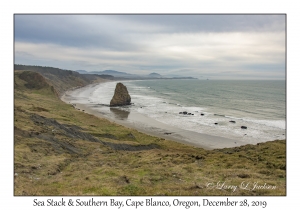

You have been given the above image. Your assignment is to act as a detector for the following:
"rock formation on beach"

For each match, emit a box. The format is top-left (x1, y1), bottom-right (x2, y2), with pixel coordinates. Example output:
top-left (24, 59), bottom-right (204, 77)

top-left (110, 83), bottom-right (131, 106)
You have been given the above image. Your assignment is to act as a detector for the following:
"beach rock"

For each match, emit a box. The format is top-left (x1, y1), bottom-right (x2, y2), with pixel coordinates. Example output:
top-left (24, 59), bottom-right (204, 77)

top-left (110, 83), bottom-right (131, 106)
top-left (201, 113), bottom-right (204, 116)
top-left (241, 126), bottom-right (247, 129)
top-left (229, 120), bottom-right (236, 123)
top-left (214, 123), bottom-right (218, 125)
top-left (179, 112), bottom-right (183, 114)
top-left (183, 111), bottom-right (188, 115)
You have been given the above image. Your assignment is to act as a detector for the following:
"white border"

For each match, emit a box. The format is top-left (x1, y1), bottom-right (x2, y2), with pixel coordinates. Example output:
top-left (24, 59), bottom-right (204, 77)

top-left (2, 0), bottom-right (296, 209)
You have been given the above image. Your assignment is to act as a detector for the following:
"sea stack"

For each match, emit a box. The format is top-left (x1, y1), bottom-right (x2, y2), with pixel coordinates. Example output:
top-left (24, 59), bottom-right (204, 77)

top-left (110, 83), bottom-right (131, 106)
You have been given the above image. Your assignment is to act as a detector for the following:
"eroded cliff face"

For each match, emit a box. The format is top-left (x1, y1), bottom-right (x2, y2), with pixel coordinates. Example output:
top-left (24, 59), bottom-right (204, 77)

top-left (110, 83), bottom-right (131, 106)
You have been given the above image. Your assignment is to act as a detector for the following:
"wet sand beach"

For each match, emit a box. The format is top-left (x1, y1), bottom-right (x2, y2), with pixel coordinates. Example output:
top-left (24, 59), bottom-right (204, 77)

top-left (61, 83), bottom-right (248, 150)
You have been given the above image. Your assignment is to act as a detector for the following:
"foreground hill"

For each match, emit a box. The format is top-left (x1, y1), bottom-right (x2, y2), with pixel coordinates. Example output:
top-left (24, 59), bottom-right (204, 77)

top-left (14, 68), bottom-right (286, 196)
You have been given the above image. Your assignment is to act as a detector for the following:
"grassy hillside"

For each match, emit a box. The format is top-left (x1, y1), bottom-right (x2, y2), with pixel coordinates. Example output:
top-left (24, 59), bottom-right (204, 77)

top-left (14, 64), bottom-right (111, 96)
top-left (14, 69), bottom-right (286, 196)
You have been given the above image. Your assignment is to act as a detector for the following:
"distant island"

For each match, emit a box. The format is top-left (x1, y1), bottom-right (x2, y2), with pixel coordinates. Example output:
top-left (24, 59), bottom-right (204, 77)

top-left (148, 72), bottom-right (162, 78)
top-left (75, 69), bottom-right (198, 80)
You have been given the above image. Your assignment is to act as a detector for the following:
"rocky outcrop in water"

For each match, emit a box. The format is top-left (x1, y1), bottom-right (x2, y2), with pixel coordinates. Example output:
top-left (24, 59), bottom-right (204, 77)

top-left (110, 83), bottom-right (131, 106)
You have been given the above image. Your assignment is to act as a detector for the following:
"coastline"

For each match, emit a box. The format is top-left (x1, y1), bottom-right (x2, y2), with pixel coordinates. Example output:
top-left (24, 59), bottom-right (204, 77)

top-left (61, 82), bottom-right (249, 150)
top-left (14, 69), bottom-right (286, 196)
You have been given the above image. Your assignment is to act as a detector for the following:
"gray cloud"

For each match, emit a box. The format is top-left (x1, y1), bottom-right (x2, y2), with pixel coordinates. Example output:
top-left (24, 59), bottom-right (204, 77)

top-left (116, 14), bottom-right (285, 33)
top-left (14, 14), bottom-right (286, 79)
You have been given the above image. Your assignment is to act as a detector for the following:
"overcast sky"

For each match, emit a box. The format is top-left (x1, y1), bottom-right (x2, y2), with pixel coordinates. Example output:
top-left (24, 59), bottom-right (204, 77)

top-left (14, 14), bottom-right (285, 79)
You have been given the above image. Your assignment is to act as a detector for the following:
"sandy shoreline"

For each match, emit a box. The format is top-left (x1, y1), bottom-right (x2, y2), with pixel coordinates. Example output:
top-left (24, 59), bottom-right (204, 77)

top-left (60, 82), bottom-right (251, 150)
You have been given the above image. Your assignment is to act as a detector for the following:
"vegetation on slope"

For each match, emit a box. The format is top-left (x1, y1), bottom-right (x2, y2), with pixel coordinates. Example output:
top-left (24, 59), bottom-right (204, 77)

top-left (14, 68), bottom-right (286, 196)
top-left (14, 64), bottom-right (111, 96)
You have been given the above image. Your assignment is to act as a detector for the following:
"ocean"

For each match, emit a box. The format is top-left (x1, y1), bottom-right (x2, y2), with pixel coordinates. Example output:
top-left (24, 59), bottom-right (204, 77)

top-left (67, 79), bottom-right (286, 145)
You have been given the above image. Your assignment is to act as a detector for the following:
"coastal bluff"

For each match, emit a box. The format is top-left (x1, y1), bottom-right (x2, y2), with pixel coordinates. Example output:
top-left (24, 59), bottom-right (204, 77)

top-left (110, 83), bottom-right (131, 106)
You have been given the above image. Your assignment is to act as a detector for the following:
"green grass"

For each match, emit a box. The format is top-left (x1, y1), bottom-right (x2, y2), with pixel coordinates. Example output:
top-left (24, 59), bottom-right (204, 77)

top-left (14, 70), bottom-right (286, 196)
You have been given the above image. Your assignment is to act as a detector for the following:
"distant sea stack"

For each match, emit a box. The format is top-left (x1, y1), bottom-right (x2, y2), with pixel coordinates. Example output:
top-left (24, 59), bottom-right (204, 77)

top-left (110, 83), bottom-right (131, 106)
